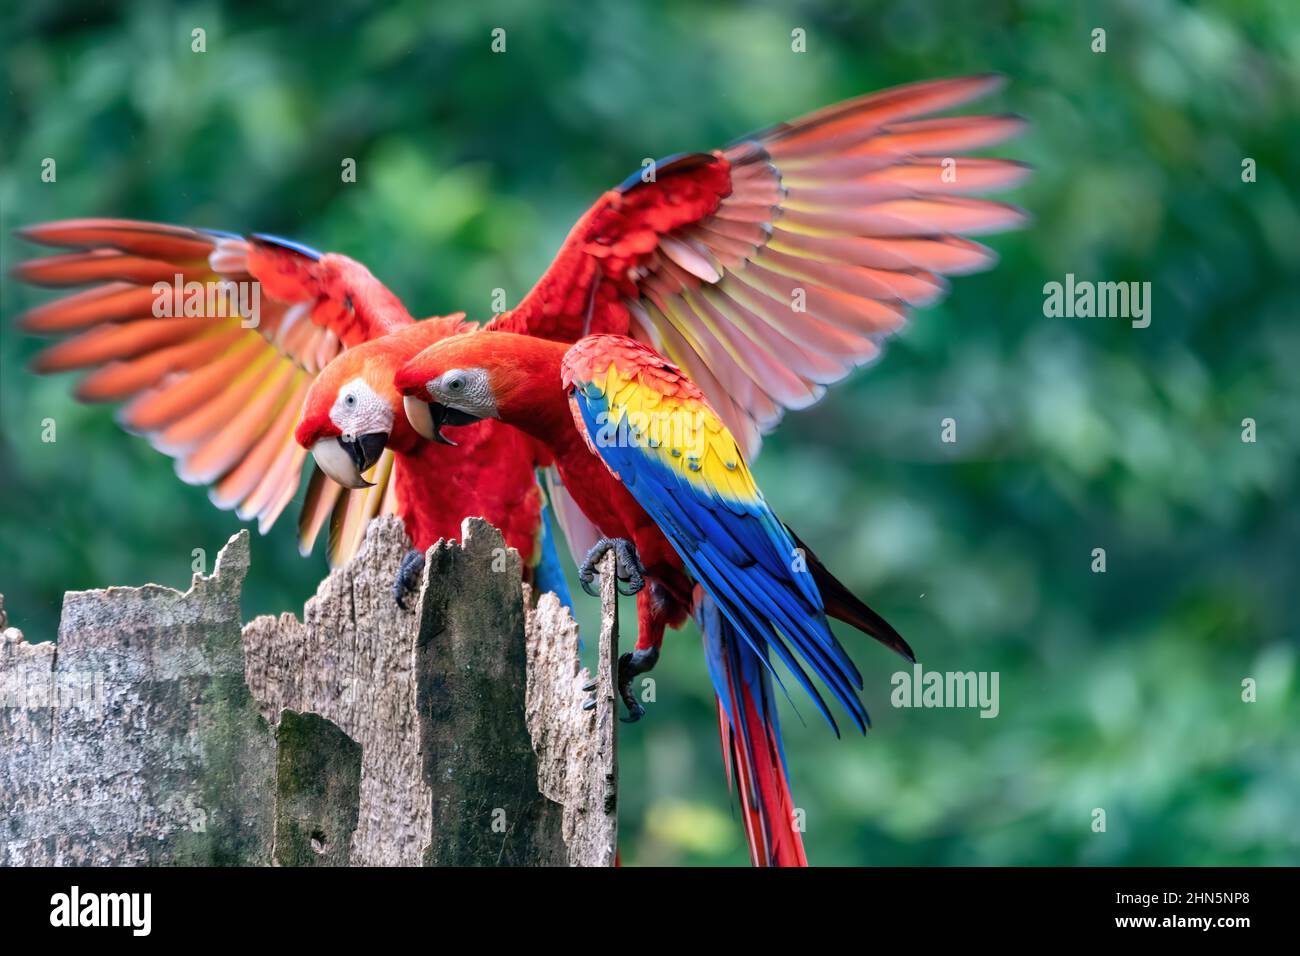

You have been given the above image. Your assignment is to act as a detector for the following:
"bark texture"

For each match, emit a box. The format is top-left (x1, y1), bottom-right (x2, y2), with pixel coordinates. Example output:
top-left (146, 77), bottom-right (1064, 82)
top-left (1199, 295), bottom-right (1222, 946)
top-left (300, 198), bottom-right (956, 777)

top-left (0, 534), bottom-right (274, 865)
top-left (242, 518), bottom-right (430, 866)
top-left (0, 516), bottom-right (617, 867)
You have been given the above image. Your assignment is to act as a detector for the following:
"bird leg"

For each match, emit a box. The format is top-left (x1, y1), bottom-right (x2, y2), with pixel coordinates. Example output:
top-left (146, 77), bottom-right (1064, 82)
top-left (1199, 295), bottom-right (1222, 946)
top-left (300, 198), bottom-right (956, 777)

top-left (393, 548), bottom-right (425, 610)
top-left (578, 537), bottom-right (645, 597)
top-left (617, 646), bottom-right (659, 723)
top-left (582, 646), bottom-right (660, 722)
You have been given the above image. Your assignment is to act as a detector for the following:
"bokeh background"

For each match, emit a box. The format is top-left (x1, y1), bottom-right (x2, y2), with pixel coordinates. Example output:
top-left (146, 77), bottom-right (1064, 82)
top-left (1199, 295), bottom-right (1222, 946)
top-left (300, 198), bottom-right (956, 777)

top-left (2, 0), bottom-right (1298, 865)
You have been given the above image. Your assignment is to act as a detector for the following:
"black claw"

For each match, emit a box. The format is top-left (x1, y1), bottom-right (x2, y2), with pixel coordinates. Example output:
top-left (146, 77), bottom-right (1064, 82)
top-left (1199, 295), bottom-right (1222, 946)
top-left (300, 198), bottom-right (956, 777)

top-left (582, 697), bottom-right (597, 711)
top-left (581, 679), bottom-right (597, 693)
top-left (577, 540), bottom-right (614, 596)
top-left (616, 646), bottom-right (660, 723)
top-left (393, 548), bottom-right (425, 610)
top-left (612, 539), bottom-right (647, 595)
top-left (579, 536), bottom-right (646, 598)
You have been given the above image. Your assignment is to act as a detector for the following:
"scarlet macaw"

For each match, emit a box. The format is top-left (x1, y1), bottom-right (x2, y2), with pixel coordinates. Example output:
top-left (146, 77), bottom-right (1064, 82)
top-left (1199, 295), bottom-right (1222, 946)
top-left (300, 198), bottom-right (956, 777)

top-left (394, 329), bottom-right (911, 864)
top-left (469, 74), bottom-right (1025, 593)
top-left (393, 74), bottom-right (1026, 864)
top-left (397, 72), bottom-right (1023, 706)
top-left (12, 222), bottom-right (558, 603)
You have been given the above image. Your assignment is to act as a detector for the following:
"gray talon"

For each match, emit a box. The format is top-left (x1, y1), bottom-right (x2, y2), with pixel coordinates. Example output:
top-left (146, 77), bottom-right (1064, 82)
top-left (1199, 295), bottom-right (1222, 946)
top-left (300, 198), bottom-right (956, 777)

top-left (578, 537), bottom-right (646, 599)
top-left (393, 549), bottom-right (425, 610)
top-left (617, 646), bottom-right (659, 723)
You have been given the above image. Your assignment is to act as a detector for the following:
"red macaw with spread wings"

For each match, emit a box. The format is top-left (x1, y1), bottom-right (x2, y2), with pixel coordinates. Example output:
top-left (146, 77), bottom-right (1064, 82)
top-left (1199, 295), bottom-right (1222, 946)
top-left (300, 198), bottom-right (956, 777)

top-left (399, 74), bottom-right (1027, 863)
top-left (13, 224), bottom-right (551, 601)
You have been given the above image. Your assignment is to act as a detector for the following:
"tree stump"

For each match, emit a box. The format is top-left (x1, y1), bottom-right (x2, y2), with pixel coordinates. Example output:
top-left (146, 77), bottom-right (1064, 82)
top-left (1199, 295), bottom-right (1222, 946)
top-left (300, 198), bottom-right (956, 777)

top-left (0, 516), bottom-right (617, 866)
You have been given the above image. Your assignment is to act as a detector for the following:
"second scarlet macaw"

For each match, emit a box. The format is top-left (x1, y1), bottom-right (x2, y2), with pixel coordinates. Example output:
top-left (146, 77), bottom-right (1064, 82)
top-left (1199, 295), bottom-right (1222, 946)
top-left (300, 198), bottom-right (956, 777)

top-left (392, 73), bottom-right (1027, 864)
top-left (394, 329), bottom-right (915, 865)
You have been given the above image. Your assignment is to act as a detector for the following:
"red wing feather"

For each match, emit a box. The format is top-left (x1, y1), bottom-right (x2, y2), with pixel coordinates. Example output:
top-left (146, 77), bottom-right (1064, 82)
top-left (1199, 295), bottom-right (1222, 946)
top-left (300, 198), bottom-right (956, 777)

top-left (14, 218), bottom-right (411, 561)
top-left (492, 74), bottom-right (1027, 456)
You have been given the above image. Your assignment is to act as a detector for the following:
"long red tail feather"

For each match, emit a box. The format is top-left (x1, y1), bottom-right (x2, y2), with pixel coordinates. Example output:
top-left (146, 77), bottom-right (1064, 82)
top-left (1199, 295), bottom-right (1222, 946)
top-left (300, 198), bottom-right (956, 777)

top-left (698, 591), bottom-right (808, 866)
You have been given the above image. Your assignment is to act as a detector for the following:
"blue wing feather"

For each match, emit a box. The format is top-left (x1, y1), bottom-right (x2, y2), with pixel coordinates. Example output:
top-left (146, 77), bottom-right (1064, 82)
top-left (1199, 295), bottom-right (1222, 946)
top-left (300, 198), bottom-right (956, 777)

top-left (249, 233), bottom-right (324, 261)
top-left (532, 493), bottom-right (575, 615)
top-left (573, 391), bottom-right (869, 734)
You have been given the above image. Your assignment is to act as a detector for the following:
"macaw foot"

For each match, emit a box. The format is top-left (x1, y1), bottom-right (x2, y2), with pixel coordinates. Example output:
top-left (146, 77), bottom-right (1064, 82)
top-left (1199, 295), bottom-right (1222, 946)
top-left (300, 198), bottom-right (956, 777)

top-left (578, 537), bottom-right (645, 598)
top-left (617, 646), bottom-right (659, 723)
top-left (581, 646), bottom-right (659, 722)
top-left (393, 548), bottom-right (425, 610)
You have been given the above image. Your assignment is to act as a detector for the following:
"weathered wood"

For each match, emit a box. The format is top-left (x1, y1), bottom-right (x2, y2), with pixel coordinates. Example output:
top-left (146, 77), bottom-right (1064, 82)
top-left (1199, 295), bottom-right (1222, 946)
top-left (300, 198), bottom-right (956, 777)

top-left (0, 533), bottom-right (276, 866)
top-left (242, 517), bottom-right (430, 866)
top-left (272, 710), bottom-right (363, 867)
top-left (0, 515), bottom-right (618, 867)
top-left (523, 549), bottom-right (618, 867)
top-left (417, 519), bottom-right (569, 865)
top-left (242, 516), bottom-right (616, 865)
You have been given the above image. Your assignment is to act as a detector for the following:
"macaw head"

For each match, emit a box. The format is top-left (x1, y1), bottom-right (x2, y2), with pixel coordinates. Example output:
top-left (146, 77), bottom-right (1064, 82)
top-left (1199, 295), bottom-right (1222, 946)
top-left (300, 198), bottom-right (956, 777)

top-left (295, 316), bottom-right (473, 487)
top-left (394, 331), bottom-right (562, 445)
top-left (294, 348), bottom-right (397, 488)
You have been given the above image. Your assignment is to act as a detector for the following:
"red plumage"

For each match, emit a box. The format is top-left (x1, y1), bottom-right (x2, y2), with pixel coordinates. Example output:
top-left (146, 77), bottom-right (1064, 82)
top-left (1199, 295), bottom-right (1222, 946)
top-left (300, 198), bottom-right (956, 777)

top-left (396, 331), bottom-right (694, 654)
top-left (15, 220), bottom-right (546, 567)
top-left (293, 321), bottom-right (546, 560)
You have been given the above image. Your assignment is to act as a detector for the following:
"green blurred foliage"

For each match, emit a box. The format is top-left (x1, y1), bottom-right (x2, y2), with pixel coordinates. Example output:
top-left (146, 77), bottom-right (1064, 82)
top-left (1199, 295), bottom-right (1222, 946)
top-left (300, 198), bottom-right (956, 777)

top-left (2, 0), bottom-right (1297, 866)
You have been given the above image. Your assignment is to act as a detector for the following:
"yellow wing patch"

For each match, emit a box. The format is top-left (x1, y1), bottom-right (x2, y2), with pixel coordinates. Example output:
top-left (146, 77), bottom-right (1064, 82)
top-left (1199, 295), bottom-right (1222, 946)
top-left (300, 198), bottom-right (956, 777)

top-left (590, 361), bottom-right (762, 507)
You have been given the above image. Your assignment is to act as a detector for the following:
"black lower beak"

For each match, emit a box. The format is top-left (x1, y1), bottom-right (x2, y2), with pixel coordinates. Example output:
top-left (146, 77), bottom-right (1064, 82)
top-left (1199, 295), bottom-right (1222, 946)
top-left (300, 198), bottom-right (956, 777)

top-left (428, 403), bottom-right (481, 446)
top-left (339, 432), bottom-right (388, 474)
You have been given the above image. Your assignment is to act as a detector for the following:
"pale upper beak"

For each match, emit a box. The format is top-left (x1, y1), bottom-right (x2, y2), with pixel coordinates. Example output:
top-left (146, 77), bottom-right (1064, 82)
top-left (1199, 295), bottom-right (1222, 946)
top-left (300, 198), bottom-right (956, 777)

top-left (402, 393), bottom-right (480, 446)
top-left (310, 433), bottom-right (387, 489)
top-left (403, 395), bottom-right (434, 442)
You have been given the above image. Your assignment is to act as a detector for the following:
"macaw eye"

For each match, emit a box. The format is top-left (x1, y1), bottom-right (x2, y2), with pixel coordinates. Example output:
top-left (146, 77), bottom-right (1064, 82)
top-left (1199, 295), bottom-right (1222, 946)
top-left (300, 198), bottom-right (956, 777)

top-left (345, 394), bottom-right (357, 407)
top-left (447, 376), bottom-right (464, 392)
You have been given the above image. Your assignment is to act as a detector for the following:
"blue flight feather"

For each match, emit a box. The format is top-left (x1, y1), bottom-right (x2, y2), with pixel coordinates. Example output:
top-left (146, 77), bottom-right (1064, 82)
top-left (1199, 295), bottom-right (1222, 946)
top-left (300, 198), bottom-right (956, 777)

top-left (571, 388), bottom-right (869, 735)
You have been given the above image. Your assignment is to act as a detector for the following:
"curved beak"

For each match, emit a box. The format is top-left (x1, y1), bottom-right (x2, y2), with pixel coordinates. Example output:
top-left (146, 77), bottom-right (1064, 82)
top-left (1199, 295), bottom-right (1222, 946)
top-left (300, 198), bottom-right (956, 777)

top-left (403, 395), bottom-right (435, 442)
top-left (403, 395), bottom-right (479, 446)
top-left (310, 432), bottom-right (388, 489)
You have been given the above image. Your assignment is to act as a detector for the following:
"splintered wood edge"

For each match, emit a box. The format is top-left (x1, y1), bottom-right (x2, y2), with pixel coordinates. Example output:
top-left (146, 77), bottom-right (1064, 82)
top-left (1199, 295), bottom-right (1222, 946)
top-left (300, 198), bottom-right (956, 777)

top-left (597, 550), bottom-right (619, 826)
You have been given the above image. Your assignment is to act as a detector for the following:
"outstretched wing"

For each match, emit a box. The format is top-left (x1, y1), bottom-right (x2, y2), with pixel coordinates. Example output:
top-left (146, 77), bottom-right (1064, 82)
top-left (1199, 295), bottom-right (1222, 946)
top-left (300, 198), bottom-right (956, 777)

top-left (493, 74), bottom-right (1027, 455)
top-left (563, 337), bottom-right (868, 735)
top-left (15, 219), bottom-right (408, 565)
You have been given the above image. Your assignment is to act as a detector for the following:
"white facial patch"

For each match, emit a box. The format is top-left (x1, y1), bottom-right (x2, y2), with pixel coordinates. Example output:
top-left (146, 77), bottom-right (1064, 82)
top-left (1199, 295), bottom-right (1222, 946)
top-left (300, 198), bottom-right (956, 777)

top-left (329, 378), bottom-right (392, 440)
top-left (429, 367), bottom-right (498, 419)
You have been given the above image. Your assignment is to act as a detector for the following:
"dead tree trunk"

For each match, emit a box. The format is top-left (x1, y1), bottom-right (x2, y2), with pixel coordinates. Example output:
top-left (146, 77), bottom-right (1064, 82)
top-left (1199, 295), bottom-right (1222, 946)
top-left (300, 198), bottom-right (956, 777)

top-left (0, 516), bottom-right (617, 866)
